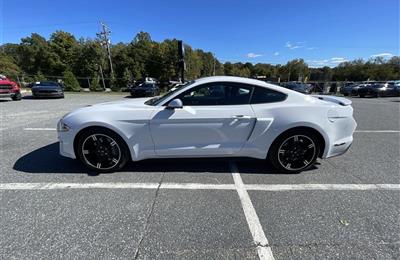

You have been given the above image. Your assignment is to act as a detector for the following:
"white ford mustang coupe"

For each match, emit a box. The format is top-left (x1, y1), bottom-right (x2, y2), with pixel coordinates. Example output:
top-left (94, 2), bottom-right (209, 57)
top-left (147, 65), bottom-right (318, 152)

top-left (58, 76), bottom-right (356, 173)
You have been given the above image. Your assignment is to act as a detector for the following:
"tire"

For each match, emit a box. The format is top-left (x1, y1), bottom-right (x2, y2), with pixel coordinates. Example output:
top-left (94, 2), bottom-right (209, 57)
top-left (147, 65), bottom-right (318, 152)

top-left (268, 129), bottom-right (320, 173)
top-left (343, 93), bottom-right (349, 96)
top-left (359, 94), bottom-right (365, 98)
top-left (12, 92), bottom-right (22, 101)
top-left (76, 127), bottom-right (130, 173)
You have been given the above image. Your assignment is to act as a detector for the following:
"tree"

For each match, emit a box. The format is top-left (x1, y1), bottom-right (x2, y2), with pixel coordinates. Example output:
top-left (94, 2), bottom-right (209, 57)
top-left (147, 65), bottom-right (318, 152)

top-left (0, 53), bottom-right (21, 79)
top-left (63, 70), bottom-right (81, 91)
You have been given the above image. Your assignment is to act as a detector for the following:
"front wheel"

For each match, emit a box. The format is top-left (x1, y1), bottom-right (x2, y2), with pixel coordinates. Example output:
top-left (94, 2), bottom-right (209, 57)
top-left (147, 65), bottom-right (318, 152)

top-left (76, 128), bottom-right (130, 172)
top-left (268, 130), bottom-right (320, 173)
top-left (12, 92), bottom-right (22, 101)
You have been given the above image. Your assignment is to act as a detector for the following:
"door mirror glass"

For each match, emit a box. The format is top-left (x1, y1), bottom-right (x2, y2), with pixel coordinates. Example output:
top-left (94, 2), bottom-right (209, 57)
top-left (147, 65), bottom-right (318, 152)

top-left (166, 99), bottom-right (183, 109)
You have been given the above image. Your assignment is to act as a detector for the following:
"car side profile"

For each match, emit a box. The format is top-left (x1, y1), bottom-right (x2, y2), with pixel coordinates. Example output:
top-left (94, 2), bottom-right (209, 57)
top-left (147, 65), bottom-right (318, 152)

top-left (58, 76), bottom-right (357, 173)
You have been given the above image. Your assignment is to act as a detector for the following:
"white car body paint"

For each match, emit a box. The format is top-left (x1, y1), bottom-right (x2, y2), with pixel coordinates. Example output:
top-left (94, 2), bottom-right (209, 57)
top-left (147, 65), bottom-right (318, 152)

top-left (58, 76), bottom-right (356, 161)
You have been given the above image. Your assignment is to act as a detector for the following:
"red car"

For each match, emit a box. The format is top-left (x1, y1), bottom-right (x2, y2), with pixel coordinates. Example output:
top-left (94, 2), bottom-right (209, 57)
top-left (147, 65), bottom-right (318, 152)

top-left (0, 75), bottom-right (22, 101)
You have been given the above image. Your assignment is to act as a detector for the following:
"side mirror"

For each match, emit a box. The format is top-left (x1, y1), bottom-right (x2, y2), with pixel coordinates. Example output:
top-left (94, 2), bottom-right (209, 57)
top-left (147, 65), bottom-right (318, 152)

top-left (166, 99), bottom-right (183, 109)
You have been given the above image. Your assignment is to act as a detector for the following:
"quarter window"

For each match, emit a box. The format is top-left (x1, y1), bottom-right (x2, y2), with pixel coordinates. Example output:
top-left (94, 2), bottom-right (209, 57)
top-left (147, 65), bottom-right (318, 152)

top-left (250, 87), bottom-right (287, 104)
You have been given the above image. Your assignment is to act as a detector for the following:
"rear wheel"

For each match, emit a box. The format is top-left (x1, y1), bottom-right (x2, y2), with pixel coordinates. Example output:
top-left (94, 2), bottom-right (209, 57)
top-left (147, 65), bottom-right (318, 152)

top-left (76, 128), bottom-right (130, 172)
top-left (268, 130), bottom-right (320, 173)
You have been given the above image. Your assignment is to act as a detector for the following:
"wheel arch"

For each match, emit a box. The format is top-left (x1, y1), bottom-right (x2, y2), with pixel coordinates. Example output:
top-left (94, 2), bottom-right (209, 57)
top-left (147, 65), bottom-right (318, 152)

top-left (267, 126), bottom-right (326, 159)
top-left (73, 125), bottom-right (132, 160)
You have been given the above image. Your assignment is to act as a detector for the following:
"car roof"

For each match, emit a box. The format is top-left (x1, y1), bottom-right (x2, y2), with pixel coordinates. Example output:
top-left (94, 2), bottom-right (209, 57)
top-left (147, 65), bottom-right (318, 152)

top-left (193, 76), bottom-right (293, 94)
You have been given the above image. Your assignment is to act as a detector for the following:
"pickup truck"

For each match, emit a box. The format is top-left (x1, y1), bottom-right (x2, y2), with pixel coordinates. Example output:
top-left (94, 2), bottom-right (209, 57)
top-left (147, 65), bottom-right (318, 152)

top-left (0, 75), bottom-right (22, 101)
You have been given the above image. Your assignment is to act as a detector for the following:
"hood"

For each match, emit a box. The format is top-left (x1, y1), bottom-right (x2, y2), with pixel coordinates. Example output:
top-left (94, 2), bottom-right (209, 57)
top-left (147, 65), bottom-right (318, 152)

top-left (63, 97), bottom-right (155, 123)
top-left (92, 97), bottom-right (150, 108)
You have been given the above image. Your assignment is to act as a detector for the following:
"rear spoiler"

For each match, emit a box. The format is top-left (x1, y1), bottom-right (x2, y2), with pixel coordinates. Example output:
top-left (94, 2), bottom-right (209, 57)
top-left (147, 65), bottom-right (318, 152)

top-left (312, 95), bottom-right (352, 106)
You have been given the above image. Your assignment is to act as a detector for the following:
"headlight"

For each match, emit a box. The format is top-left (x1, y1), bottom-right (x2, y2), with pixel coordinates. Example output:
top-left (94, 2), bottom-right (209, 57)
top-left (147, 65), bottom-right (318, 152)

top-left (57, 120), bottom-right (70, 132)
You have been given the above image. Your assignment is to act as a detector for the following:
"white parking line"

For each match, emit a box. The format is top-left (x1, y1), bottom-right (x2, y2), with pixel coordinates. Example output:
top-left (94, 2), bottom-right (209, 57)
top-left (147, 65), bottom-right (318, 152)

top-left (245, 183), bottom-right (400, 191)
top-left (23, 128), bottom-right (56, 131)
top-left (355, 130), bottom-right (400, 133)
top-left (20, 128), bottom-right (400, 133)
top-left (0, 182), bottom-right (235, 190)
top-left (0, 182), bottom-right (399, 191)
top-left (230, 162), bottom-right (275, 260)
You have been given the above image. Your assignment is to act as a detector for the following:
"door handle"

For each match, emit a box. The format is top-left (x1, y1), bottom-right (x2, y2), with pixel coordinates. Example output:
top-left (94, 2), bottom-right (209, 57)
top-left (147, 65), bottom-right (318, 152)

top-left (232, 115), bottom-right (252, 119)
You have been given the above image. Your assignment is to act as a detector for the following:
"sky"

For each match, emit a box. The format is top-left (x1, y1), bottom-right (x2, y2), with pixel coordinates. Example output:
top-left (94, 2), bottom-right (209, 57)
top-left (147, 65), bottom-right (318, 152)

top-left (1, 0), bottom-right (399, 67)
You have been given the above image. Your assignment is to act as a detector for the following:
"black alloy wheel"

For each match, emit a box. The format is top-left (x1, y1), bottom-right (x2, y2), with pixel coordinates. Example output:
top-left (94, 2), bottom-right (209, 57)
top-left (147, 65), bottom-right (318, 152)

top-left (76, 128), bottom-right (129, 172)
top-left (269, 131), bottom-right (320, 173)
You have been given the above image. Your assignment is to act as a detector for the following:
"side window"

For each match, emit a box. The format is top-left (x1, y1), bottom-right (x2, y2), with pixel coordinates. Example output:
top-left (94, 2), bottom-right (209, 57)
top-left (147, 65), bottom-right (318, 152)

top-left (176, 82), bottom-right (252, 106)
top-left (177, 83), bottom-right (226, 105)
top-left (251, 87), bottom-right (287, 104)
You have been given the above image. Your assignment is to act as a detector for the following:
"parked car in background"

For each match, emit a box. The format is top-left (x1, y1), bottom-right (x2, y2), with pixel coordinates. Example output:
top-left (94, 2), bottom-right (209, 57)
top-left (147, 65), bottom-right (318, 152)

top-left (31, 81), bottom-right (64, 98)
top-left (130, 83), bottom-right (160, 97)
top-left (358, 82), bottom-right (399, 98)
top-left (340, 84), bottom-right (367, 96)
top-left (0, 74), bottom-right (22, 101)
top-left (281, 82), bottom-right (311, 94)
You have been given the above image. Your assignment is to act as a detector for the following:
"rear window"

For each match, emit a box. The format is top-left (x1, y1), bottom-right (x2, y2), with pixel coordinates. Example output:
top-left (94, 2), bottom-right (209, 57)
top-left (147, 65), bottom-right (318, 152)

top-left (251, 87), bottom-right (287, 104)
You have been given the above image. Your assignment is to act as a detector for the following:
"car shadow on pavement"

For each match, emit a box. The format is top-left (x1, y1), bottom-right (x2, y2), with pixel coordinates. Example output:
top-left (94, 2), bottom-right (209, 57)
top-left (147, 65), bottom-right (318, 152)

top-left (13, 142), bottom-right (314, 175)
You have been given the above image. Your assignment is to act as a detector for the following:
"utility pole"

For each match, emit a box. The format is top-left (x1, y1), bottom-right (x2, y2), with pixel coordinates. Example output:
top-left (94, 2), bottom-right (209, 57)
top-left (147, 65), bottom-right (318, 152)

top-left (96, 22), bottom-right (114, 77)
top-left (178, 40), bottom-right (185, 83)
top-left (98, 64), bottom-right (106, 90)
top-left (213, 53), bottom-right (216, 76)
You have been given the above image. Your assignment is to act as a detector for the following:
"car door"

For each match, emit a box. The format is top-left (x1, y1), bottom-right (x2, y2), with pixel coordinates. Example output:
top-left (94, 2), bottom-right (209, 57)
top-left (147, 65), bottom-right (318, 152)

top-left (149, 82), bottom-right (256, 157)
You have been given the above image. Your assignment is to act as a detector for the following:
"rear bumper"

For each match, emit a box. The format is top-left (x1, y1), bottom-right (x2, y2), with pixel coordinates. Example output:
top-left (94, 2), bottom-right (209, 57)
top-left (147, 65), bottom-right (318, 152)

top-left (323, 116), bottom-right (357, 158)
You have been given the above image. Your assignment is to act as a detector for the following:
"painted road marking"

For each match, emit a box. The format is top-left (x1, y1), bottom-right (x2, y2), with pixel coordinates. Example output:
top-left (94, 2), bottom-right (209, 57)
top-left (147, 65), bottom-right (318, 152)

top-left (0, 182), bottom-right (399, 191)
top-left (19, 128), bottom-right (400, 133)
top-left (355, 130), bottom-right (400, 133)
top-left (230, 162), bottom-right (275, 260)
top-left (23, 128), bottom-right (56, 131)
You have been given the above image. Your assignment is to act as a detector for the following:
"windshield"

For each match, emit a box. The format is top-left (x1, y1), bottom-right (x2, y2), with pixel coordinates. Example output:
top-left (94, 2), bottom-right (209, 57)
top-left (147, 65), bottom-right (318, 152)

top-left (145, 81), bottom-right (195, 106)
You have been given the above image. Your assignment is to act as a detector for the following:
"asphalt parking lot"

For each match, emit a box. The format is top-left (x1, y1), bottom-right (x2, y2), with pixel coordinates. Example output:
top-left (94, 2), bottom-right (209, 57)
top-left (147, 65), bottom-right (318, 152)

top-left (1, 93), bottom-right (399, 259)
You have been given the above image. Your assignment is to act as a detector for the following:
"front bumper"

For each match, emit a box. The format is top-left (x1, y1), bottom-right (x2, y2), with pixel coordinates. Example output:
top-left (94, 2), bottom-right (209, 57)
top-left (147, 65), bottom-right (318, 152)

top-left (0, 91), bottom-right (17, 98)
top-left (33, 92), bottom-right (64, 98)
top-left (58, 129), bottom-right (76, 159)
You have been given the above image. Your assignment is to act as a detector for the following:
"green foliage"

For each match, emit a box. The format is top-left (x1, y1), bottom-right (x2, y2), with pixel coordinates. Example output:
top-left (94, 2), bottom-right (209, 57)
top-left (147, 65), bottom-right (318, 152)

top-left (63, 70), bottom-right (81, 91)
top-left (0, 30), bottom-right (398, 90)
top-left (90, 74), bottom-right (101, 91)
top-left (109, 76), bottom-right (119, 92)
top-left (34, 71), bottom-right (46, 81)
top-left (0, 53), bottom-right (21, 79)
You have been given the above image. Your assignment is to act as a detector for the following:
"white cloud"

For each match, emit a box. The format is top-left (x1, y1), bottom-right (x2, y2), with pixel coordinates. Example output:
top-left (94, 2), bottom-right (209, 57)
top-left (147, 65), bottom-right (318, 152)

top-left (307, 47), bottom-right (317, 50)
top-left (306, 57), bottom-right (348, 67)
top-left (247, 52), bottom-right (262, 58)
top-left (370, 53), bottom-right (394, 58)
top-left (330, 57), bottom-right (348, 63)
top-left (273, 52), bottom-right (279, 56)
top-left (285, 41), bottom-right (305, 50)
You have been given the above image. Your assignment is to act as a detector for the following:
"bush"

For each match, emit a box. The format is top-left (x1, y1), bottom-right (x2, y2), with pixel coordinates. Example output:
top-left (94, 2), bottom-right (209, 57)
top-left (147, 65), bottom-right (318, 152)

top-left (109, 76), bottom-right (120, 92)
top-left (90, 75), bottom-right (102, 91)
top-left (63, 70), bottom-right (81, 91)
